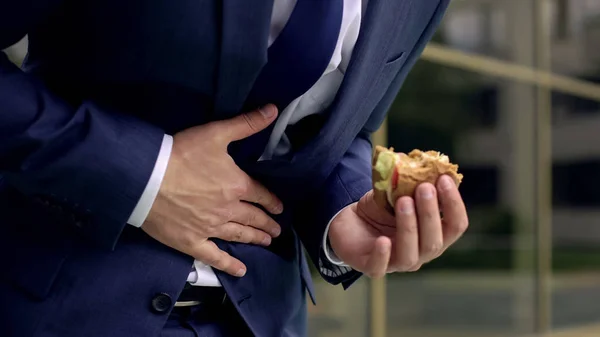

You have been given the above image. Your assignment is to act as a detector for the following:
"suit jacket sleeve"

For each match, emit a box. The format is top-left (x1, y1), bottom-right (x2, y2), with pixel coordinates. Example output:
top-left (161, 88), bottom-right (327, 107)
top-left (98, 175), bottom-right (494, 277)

top-left (295, 0), bottom-right (450, 288)
top-left (294, 72), bottom-right (403, 288)
top-left (1, 1), bottom-right (165, 249)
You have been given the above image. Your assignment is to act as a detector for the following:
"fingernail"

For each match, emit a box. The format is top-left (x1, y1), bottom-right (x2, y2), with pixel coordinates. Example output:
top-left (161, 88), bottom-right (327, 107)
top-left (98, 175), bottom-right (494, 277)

top-left (271, 227), bottom-right (281, 237)
top-left (439, 175), bottom-right (454, 192)
top-left (419, 185), bottom-right (434, 200)
top-left (236, 268), bottom-right (246, 277)
top-left (259, 105), bottom-right (275, 118)
top-left (262, 236), bottom-right (271, 246)
top-left (399, 198), bottom-right (414, 214)
top-left (273, 203), bottom-right (284, 214)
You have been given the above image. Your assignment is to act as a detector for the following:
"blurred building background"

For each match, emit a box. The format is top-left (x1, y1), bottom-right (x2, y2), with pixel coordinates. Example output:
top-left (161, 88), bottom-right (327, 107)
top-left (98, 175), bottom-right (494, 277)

top-left (5, 0), bottom-right (600, 336)
top-left (306, 0), bottom-right (600, 336)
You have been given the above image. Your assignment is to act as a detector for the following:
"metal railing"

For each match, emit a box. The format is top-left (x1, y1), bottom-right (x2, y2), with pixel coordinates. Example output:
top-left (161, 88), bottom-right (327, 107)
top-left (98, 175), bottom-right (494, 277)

top-left (368, 0), bottom-right (600, 335)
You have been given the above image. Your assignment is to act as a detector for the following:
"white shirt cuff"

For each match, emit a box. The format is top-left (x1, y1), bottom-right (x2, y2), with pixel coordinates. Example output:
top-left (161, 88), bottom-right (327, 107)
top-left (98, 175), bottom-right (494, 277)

top-left (322, 204), bottom-right (353, 267)
top-left (127, 134), bottom-right (173, 227)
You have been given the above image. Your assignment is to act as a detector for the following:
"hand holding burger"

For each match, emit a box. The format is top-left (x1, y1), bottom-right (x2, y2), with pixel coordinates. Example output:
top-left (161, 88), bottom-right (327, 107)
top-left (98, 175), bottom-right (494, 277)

top-left (372, 146), bottom-right (463, 212)
top-left (327, 146), bottom-right (469, 278)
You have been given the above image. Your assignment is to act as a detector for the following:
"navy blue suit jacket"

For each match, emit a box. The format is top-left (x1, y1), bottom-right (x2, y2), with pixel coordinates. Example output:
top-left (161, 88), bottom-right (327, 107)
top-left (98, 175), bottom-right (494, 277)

top-left (0, 0), bottom-right (449, 336)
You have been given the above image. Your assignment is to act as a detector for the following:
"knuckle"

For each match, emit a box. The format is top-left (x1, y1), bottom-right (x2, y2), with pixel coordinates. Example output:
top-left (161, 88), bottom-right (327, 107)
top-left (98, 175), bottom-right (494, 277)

top-left (248, 178), bottom-right (268, 203)
top-left (260, 235), bottom-right (271, 244)
top-left (398, 220), bottom-right (417, 235)
top-left (398, 258), bottom-right (419, 271)
top-left (242, 113), bottom-right (259, 133)
top-left (254, 190), bottom-right (266, 204)
top-left (219, 185), bottom-right (232, 201)
top-left (446, 197), bottom-right (461, 209)
top-left (255, 216), bottom-right (270, 231)
top-left (230, 180), bottom-right (249, 198)
top-left (180, 234), bottom-right (197, 250)
top-left (456, 218), bottom-right (469, 233)
top-left (221, 185), bottom-right (236, 201)
top-left (424, 241), bottom-right (443, 256)
top-left (206, 215), bottom-right (222, 228)
top-left (212, 255), bottom-right (229, 270)
top-left (408, 264), bottom-right (422, 272)
top-left (407, 257), bottom-right (419, 268)
top-left (214, 207), bottom-right (234, 222)
top-left (233, 229), bottom-right (245, 242)
top-left (265, 222), bottom-right (277, 235)
top-left (205, 253), bottom-right (220, 267)
top-left (195, 211), bottom-right (216, 227)
top-left (420, 210), bottom-right (438, 222)
top-left (446, 218), bottom-right (468, 237)
top-left (204, 226), bottom-right (217, 237)
top-left (224, 208), bottom-right (235, 222)
top-left (245, 210), bottom-right (257, 227)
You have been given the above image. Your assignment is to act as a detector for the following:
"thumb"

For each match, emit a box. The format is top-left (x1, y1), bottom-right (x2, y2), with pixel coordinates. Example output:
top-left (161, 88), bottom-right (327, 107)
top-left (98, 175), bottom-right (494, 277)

top-left (221, 104), bottom-right (278, 142)
top-left (360, 190), bottom-right (396, 225)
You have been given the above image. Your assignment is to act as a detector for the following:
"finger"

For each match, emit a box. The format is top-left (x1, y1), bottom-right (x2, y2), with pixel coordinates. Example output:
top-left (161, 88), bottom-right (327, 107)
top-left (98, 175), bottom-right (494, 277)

top-left (230, 202), bottom-right (282, 237)
top-left (364, 236), bottom-right (391, 278)
top-left (361, 190), bottom-right (395, 226)
top-left (391, 196), bottom-right (419, 272)
top-left (415, 183), bottom-right (443, 263)
top-left (241, 176), bottom-right (284, 215)
top-left (218, 104), bottom-right (278, 143)
top-left (407, 263), bottom-right (422, 272)
top-left (216, 222), bottom-right (274, 246)
top-left (193, 240), bottom-right (247, 277)
top-left (437, 175), bottom-right (469, 249)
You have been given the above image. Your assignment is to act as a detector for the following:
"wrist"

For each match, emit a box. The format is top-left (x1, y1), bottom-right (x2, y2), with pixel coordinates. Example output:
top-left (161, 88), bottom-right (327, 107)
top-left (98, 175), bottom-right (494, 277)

top-left (325, 203), bottom-right (355, 265)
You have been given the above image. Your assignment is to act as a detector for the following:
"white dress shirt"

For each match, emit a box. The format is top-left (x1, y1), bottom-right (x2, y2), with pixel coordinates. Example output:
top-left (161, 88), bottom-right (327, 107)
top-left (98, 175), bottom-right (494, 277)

top-left (128, 0), bottom-right (362, 286)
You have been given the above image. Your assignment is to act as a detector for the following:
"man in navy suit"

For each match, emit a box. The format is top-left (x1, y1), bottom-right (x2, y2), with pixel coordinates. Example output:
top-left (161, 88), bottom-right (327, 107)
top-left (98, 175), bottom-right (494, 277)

top-left (0, 0), bottom-right (469, 336)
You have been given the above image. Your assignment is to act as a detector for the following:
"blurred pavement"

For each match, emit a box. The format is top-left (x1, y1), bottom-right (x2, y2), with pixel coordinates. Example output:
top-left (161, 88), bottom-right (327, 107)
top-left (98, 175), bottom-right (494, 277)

top-left (308, 272), bottom-right (600, 337)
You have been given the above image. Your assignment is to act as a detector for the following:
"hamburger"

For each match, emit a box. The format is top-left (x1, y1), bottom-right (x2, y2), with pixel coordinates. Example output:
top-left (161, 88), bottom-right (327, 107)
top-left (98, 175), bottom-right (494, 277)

top-left (372, 146), bottom-right (463, 212)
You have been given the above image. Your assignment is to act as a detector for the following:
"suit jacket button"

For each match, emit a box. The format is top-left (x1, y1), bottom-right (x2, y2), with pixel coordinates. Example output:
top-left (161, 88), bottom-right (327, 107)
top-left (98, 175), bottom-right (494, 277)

top-left (151, 293), bottom-right (172, 313)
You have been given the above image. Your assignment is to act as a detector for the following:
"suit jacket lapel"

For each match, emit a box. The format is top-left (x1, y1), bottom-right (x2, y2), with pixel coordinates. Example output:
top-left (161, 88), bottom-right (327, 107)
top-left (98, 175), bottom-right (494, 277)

top-left (214, 0), bottom-right (274, 119)
top-left (294, 0), bottom-right (444, 182)
top-left (289, 0), bottom-right (398, 174)
top-left (247, 0), bottom-right (399, 183)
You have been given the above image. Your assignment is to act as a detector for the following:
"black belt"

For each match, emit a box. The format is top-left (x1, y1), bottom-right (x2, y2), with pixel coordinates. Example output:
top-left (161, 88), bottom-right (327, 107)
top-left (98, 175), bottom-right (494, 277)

top-left (174, 283), bottom-right (227, 307)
